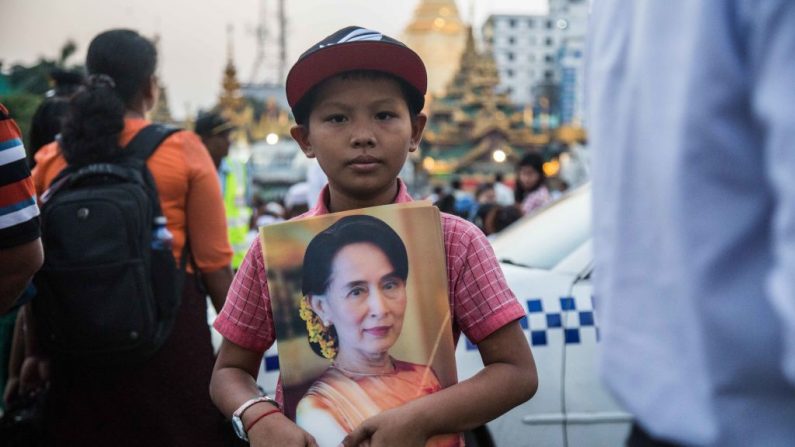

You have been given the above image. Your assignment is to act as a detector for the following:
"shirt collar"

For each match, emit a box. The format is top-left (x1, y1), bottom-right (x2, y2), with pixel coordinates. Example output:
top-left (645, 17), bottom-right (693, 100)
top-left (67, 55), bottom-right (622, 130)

top-left (306, 179), bottom-right (413, 217)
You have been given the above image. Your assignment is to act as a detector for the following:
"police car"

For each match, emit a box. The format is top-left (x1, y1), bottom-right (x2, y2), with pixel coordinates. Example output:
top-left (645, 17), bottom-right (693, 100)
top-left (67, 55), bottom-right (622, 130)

top-left (227, 184), bottom-right (630, 446)
top-left (456, 184), bottom-right (632, 446)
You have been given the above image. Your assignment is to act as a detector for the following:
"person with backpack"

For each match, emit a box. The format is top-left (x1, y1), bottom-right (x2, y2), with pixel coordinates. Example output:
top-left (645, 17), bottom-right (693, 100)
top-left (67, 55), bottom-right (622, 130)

top-left (28, 29), bottom-right (235, 446)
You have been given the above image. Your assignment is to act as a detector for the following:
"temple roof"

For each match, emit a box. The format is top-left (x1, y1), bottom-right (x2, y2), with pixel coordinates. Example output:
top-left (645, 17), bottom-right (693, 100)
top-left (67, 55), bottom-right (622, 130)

top-left (421, 26), bottom-right (548, 175)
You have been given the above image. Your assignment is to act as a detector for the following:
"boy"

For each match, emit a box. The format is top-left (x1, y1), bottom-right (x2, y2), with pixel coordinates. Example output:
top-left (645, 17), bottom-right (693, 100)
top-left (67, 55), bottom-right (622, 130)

top-left (210, 26), bottom-right (537, 447)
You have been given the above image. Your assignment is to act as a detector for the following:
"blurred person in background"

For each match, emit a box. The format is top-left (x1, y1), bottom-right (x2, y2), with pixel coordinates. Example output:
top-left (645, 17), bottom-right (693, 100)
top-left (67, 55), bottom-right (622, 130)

top-left (450, 178), bottom-right (474, 218)
top-left (589, 1), bottom-right (795, 446)
top-left (0, 104), bottom-right (42, 418)
top-left (284, 181), bottom-right (310, 219)
top-left (483, 205), bottom-right (523, 239)
top-left (3, 70), bottom-right (82, 414)
top-left (195, 111), bottom-right (250, 270)
top-left (515, 152), bottom-right (551, 215)
top-left (492, 172), bottom-right (514, 206)
top-left (468, 182), bottom-right (497, 234)
top-left (27, 69), bottom-right (84, 167)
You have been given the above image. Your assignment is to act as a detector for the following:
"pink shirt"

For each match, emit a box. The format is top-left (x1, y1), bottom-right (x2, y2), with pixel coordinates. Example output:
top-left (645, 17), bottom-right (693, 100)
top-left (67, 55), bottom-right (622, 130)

top-left (214, 180), bottom-right (524, 396)
top-left (521, 185), bottom-right (552, 215)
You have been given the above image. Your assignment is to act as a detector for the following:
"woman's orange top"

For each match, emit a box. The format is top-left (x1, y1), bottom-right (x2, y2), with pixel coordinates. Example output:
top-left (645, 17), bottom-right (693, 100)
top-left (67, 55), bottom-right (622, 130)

top-left (32, 118), bottom-right (233, 272)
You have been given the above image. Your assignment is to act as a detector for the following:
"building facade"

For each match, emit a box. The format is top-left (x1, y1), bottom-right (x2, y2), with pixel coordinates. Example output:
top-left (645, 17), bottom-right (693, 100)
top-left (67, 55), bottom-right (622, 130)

top-left (482, 0), bottom-right (588, 124)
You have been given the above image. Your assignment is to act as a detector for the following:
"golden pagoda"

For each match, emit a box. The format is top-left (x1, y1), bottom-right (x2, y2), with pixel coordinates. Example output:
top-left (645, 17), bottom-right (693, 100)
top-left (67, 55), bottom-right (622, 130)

top-left (216, 56), bottom-right (254, 145)
top-left (421, 27), bottom-right (549, 179)
top-left (402, 0), bottom-right (467, 96)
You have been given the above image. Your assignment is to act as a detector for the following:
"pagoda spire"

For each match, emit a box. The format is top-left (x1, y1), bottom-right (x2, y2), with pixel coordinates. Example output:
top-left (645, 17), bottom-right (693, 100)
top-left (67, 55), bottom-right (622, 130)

top-left (402, 0), bottom-right (467, 95)
top-left (219, 25), bottom-right (245, 113)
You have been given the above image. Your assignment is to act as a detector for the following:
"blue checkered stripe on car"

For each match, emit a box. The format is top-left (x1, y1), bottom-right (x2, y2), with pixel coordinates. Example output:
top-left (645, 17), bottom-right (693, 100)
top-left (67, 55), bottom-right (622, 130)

top-left (464, 295), bottom-right (599, 351)
top-left (523, 296), bottom-right (598, 346)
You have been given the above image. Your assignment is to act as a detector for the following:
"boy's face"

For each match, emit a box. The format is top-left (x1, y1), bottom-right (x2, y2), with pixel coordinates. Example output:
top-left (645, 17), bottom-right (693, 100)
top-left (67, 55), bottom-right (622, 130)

top-left (290, 76), bottom-right (426, 210)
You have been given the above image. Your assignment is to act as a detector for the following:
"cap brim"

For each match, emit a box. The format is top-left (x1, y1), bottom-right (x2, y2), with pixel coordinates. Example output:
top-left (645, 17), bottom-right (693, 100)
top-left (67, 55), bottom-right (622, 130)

top-left (286, 41), bottom-right (427, 108)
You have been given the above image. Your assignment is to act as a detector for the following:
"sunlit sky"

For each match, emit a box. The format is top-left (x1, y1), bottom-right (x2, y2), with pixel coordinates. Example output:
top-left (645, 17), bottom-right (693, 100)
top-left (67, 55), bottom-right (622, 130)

top-left (0, 0), bottom-right (546, 118)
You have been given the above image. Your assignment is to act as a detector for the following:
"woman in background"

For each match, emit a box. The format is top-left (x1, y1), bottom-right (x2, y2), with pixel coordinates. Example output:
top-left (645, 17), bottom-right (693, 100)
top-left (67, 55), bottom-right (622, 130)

top-left (515, 152), bottom-right (551, 215)
top-left (29, 29), bottom-right (234, 446)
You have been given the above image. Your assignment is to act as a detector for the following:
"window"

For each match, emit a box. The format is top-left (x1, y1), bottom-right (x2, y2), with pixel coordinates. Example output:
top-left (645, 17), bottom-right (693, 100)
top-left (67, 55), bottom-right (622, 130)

top-left (509, 36), bottom-right (515, 45)
top-left (545, 37), bottom-right (554, 46)
top-left (545, 54), bottom-right (554, 63)
top-left (528, 18), bottom-right (535, 28)
top-left (509, 19), bottom-right (516, 27)
top-left (507, 52), bottom-right (515, 61)
top-left (544, 70), bottom-right (553, 80)
top-left (546, 20), bottom-right (553, 29)
top-left (506, 69), bottom-right (514, 78)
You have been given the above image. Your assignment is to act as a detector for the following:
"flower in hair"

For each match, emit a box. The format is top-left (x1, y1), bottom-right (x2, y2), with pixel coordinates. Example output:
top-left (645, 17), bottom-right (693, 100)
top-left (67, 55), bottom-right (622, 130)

top-left (299, 295), bottom-right (337, 359)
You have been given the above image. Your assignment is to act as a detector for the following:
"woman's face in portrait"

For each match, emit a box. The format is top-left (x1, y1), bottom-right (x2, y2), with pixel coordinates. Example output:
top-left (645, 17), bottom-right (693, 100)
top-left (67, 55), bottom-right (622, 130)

top-left (313, 242), bottom-right (407, 361)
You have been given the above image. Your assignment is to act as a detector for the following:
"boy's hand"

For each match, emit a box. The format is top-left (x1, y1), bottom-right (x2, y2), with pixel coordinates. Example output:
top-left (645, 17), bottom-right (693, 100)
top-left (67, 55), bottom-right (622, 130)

top-left (341, 406), bottom-right (427, 447)
top-left (19, 355), bottom-right (50, 395)
top-left (248, 411), bottom-right (319, 447)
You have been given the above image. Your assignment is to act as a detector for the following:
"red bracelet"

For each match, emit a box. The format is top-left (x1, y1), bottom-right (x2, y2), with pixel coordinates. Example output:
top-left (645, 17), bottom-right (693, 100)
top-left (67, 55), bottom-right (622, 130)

top-left (245, 408), bottom-right (282, 433)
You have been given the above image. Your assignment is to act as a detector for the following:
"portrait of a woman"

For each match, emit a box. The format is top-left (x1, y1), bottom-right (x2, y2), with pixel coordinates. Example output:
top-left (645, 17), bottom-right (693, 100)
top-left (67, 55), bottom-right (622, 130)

top-left (295, 215), bottom-right (458, 446)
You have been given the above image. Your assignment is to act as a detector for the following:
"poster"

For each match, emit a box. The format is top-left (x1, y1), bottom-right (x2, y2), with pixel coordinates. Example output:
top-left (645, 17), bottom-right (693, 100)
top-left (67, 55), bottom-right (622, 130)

top-left (261, 202), bottom-right (459, 446)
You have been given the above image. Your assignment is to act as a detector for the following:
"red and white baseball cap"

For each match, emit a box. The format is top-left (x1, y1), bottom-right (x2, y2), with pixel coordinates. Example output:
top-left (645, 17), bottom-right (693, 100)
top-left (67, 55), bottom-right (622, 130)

top-left (286, 26), bottom-right (427, 116)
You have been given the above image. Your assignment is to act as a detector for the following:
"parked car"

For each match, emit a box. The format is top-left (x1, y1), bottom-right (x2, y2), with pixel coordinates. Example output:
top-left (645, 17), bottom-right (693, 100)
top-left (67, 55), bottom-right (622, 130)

top-left (458, 184), bottom-right (631, 446)
top-left (234, 183), bottom-right (630, 446)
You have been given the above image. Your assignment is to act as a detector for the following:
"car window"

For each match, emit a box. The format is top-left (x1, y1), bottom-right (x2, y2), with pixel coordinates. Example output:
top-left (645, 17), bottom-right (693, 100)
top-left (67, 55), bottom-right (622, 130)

top-left (491, 184), bottom-right (591, 270)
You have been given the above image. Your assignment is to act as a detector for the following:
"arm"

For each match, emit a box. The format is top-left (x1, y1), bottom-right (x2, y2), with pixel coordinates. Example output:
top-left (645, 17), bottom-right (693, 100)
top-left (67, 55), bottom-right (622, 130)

top-left (182, 130), bottom-right (234, 308)
top-left (0, 238), bottom-right (43, 313)
top-left (210, 339), bottom-right (318, 447)
top-left (343, 321), bottom-right (536, 446)
top-left (3, 308), bottom-right (26, 404)
top-left (201, 266), bottom-right (234, 313)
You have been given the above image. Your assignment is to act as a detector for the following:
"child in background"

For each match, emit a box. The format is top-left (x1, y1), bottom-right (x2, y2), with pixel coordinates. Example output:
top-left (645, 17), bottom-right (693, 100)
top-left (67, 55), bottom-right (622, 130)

top-left (515, 152), bottom-right (551, 215)
top-left (209, 26), bottom-right (537, 447)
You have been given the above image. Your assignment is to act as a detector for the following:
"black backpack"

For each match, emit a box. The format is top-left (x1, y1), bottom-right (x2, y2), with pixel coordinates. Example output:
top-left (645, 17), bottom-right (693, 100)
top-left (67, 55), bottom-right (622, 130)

top-left (33, 124), bottom-right (186, 366)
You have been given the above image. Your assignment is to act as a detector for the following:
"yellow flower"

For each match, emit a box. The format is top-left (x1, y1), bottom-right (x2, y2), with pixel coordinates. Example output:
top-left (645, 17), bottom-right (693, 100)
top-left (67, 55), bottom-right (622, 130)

top-left (299, 296), bottom-right (337, 359)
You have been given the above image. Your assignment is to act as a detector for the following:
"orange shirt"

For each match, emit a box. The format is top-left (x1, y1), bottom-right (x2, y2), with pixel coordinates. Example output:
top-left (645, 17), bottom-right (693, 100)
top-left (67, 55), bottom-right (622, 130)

top-left (32, 118), bottom-right (233, 272)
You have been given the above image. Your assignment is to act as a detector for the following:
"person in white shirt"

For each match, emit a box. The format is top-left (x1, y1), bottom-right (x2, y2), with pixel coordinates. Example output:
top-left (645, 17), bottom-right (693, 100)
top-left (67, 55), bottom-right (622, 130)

top-left (588, 1), bottom-right (795, 446)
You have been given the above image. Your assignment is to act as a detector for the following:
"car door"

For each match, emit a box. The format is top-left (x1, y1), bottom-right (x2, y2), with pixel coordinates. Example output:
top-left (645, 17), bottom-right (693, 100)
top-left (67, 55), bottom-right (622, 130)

top-left (561, 254), bottom-right (632, 446)
top-left (457, 263), bottom-right (574, 446)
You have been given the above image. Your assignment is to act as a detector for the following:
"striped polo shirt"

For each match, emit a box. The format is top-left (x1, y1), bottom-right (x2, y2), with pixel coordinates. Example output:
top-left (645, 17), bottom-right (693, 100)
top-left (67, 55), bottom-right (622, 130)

top-left (0, 104), bottom-right (40, 249)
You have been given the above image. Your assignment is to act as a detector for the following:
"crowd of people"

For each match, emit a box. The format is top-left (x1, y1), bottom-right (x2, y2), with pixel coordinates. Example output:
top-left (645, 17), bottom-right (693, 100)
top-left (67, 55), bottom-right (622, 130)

top-left (426, 152), bottom-right (563, 239)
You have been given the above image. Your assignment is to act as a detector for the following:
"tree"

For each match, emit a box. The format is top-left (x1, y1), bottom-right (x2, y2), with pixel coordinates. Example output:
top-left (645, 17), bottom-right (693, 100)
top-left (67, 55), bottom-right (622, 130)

top-left (0, 40), bottom-right (83, 150)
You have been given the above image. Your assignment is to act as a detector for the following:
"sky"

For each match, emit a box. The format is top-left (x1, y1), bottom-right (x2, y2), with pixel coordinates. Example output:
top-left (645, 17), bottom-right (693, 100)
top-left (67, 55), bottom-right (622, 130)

top-left (0, 0), bottom-right (546, 119)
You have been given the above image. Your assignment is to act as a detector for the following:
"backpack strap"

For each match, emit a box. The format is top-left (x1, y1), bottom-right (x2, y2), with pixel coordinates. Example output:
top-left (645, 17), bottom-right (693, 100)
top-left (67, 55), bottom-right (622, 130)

top-left (126, 124), bottom-right (194, 282)
top-left (125, 124), bottom-right (182, 161)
